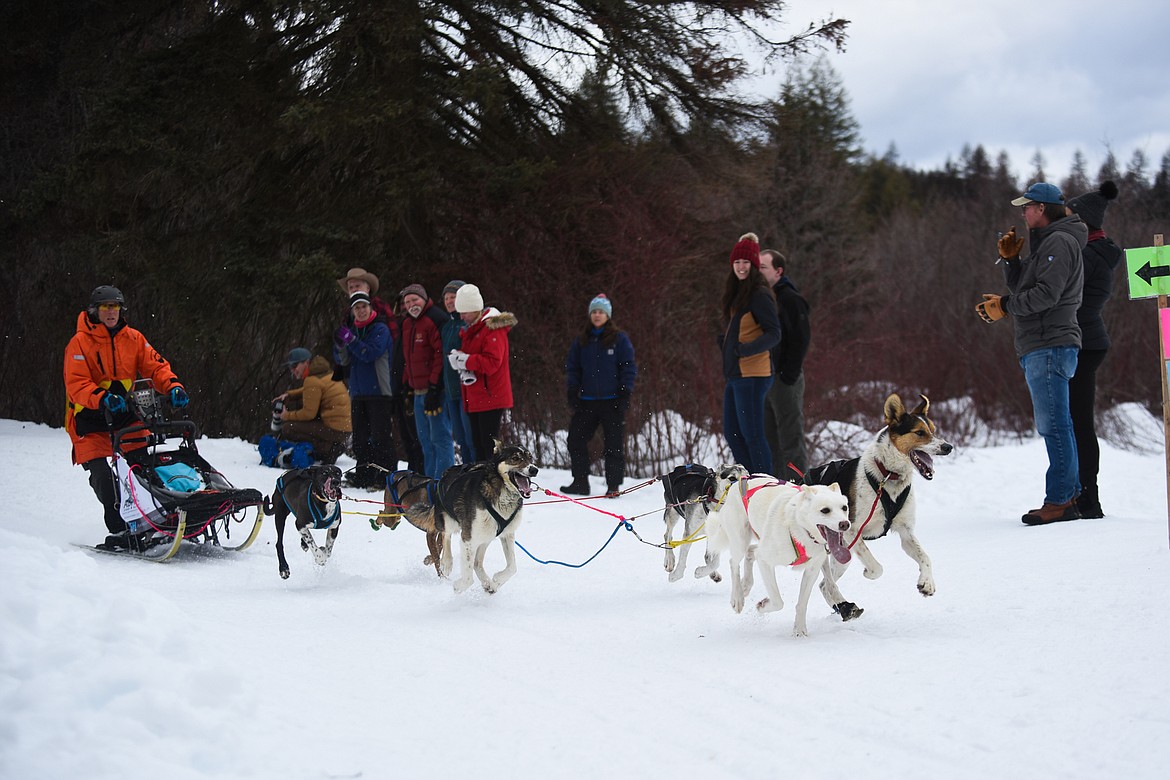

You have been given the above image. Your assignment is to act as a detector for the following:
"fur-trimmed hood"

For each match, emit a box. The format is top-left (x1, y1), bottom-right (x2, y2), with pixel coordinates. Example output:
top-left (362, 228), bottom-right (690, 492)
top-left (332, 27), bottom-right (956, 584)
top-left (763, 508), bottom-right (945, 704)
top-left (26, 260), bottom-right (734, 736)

top-left (484, 310), bottom-right (517, 330)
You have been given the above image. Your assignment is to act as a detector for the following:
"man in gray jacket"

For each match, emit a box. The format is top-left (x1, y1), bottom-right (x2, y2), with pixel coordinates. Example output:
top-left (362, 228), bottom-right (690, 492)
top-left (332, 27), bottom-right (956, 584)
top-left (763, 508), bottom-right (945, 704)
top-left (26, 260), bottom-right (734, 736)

top-left (977, 181), bottom-right (1088, 525)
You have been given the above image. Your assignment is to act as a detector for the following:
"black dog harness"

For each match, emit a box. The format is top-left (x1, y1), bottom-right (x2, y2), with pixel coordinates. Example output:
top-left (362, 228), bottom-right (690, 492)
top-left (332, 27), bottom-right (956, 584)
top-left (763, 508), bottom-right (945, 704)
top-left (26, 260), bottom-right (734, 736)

top-left (662, 463), bottom-right (716, 519)
top-left (804, 457), bottom-right (910, 539)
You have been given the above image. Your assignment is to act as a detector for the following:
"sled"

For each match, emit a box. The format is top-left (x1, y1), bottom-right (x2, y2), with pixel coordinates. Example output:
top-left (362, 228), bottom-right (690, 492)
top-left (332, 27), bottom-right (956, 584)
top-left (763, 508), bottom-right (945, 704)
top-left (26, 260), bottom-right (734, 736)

top-left (93, 380), bottom-right (266, 561)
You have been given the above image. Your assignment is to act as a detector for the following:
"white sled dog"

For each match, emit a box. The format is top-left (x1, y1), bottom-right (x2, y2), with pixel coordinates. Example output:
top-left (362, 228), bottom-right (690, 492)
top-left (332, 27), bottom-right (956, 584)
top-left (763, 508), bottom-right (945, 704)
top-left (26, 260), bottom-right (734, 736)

top-left (693, 465), bottom-right (796, 614)
top-left (803, 393), bottom-right (952, 620)
top-left (403, 441), bottom-right (538, 594)
top-left (748, 483), bottom-right (852, 637)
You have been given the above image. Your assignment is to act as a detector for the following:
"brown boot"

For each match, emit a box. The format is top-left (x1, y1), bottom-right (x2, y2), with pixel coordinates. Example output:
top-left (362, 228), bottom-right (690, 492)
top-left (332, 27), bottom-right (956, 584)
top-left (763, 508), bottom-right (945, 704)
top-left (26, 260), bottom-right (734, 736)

top-left (1021, 500), bottom-right (1080, 526)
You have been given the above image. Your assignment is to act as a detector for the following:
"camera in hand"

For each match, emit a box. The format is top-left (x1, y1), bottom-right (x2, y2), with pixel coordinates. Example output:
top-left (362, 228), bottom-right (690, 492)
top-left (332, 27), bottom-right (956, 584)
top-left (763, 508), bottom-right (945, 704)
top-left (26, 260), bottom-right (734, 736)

top-left (271, 399), bottom-right (284, 431)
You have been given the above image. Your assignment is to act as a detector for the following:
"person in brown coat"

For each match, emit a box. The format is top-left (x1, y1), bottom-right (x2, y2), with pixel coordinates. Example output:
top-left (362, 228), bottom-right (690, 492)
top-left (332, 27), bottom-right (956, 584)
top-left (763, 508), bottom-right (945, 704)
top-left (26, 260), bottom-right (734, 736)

top-left (279, 350), bottom-right (352, 464)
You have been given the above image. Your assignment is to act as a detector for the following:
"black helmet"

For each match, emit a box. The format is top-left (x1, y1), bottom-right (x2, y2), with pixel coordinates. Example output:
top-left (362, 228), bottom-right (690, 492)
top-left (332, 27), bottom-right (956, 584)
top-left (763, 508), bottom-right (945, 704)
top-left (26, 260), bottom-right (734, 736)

top-left (89, 285), bottom-right (126, 308)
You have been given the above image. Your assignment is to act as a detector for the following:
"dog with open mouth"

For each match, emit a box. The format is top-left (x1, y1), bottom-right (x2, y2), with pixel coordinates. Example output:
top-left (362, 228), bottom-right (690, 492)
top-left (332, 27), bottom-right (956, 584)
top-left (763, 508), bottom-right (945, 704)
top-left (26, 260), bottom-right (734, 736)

top-left (271, 465), bottom-right (344, 579)
top-left (803, 393), bottom-right (952, 620)
top-left (748, 482), bottom-right (852, 637)
top-left (402, 440), bottom-right (538, 594)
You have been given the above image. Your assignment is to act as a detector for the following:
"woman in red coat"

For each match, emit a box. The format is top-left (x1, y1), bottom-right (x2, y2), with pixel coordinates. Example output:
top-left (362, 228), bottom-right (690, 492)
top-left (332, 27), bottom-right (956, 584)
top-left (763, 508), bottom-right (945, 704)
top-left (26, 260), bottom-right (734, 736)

top-left (446, 284), bottom-right (517, 461)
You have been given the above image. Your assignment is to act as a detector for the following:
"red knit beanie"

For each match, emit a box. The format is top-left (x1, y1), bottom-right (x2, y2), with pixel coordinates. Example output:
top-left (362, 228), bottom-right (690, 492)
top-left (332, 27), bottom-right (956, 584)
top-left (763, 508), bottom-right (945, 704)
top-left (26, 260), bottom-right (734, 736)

top-left (729, 232), bottom-right (760, 269)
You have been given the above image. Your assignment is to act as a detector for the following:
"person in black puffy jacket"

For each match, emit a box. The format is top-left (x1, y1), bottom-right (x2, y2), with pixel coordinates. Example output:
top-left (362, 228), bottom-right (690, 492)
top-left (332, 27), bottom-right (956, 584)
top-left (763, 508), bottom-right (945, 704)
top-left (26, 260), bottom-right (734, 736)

top-left (1066, 181), bottom-right (1122, 519)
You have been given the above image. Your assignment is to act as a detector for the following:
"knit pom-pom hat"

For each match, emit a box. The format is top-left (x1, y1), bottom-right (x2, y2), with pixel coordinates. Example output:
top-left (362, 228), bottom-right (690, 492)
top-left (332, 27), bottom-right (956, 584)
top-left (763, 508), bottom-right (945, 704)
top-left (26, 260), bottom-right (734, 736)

top-left (729, 232), bottom-right (760, 269)
top-left (588, 294), bottom-right (613, 318)
top-left (1067, 181), bottom-right (1119, 230)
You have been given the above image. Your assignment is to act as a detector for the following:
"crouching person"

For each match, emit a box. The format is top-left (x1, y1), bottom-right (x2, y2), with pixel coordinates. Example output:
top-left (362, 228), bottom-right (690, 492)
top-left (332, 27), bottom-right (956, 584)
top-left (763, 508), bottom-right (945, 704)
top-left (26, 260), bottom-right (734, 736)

top-left (280, 348), bottom-right (352, 464)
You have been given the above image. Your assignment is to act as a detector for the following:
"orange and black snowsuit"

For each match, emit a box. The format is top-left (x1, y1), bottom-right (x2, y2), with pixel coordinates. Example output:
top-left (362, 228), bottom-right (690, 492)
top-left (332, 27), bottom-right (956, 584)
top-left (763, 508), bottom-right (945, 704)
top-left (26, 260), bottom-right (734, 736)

top-left (64, 311), bottom-right (183, 465)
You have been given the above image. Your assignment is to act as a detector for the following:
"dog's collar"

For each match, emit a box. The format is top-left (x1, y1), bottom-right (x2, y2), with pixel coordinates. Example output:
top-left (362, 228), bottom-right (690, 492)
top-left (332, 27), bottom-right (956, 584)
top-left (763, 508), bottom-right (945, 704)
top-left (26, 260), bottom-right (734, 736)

top-left (873, 459), bottom-right (901, 481)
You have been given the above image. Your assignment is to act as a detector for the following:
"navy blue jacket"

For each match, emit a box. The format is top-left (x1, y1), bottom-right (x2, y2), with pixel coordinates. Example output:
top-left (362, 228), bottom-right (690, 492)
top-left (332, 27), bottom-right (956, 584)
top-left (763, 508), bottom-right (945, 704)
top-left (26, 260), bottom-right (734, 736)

top-left (333, 314), bottom-right (393, 398)
top-left (566, 325), bottom-right (637, 400)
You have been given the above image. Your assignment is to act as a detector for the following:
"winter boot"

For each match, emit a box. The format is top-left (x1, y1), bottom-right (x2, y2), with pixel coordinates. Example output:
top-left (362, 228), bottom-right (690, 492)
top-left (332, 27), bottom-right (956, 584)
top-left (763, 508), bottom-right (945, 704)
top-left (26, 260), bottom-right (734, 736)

top-left (1075, 487), bottom-right (1104, 519)
top-left (97, 531), bottom-right (131, 552)
top-left (1021, 500), bottom-right (1080, 526)
top-left (605, 482), bottom-right (622, 499)
top-left (560, 477), bottom-right (590, 495)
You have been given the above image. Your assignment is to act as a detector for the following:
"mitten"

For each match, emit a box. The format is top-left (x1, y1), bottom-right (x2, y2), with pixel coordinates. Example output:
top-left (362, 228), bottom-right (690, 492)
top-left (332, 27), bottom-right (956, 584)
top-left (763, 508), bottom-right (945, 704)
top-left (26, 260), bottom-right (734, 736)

top-left (448, 350), bottom-right (470, 370)
top-left (102, 392), bottom-right (127, 415)
top-left (335, 326), bottom-right (356, 346)
top-left (976, 293), bottom-right (1008, 323)
top-left (424, 385), bottom-right (442, 416)
top-left (459, 369), bottom-right (477, 386)
top-left (567, 387), bottom-right (580, 409)
top-left (169, 387), bottom-right (189, 408)
top-left (997, 226), bottom-right (1024, 260)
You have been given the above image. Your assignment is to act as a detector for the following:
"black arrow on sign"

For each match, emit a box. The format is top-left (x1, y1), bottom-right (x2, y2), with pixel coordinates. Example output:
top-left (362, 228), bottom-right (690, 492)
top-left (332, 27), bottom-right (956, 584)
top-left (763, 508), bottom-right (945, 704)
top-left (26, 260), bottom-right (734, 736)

top-left (1136, 261), bottom-right (1170, 286)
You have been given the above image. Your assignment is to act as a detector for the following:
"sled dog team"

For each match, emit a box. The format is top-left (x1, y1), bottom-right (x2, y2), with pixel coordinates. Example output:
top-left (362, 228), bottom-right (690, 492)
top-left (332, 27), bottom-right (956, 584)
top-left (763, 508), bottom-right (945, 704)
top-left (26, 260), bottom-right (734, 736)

top-left (278, 393), bottom-right (952, 637)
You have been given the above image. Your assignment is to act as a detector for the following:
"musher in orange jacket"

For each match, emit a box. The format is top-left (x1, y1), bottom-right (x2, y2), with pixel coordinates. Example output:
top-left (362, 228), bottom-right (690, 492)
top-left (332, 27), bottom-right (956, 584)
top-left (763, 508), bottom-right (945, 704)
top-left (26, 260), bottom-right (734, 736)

top-left (64, 286), bottom-right (187, 545)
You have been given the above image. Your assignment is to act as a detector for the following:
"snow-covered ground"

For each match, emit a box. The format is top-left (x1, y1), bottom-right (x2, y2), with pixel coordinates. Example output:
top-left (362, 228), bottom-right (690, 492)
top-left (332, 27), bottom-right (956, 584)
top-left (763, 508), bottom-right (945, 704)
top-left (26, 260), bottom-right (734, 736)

top-left (2, 410), bottom-right (1169, 780)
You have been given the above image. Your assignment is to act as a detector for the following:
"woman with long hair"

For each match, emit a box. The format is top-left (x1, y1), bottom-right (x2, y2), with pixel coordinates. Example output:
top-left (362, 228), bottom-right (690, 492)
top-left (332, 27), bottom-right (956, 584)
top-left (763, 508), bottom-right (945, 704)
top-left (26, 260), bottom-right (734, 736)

top-left (720, 232), bottom-right (781, 474)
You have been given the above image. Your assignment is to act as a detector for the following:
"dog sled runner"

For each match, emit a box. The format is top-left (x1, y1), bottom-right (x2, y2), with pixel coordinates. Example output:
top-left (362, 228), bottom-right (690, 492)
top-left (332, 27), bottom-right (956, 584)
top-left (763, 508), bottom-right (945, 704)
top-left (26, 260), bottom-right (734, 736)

top-left (83, 380), bottom-right (266, 562)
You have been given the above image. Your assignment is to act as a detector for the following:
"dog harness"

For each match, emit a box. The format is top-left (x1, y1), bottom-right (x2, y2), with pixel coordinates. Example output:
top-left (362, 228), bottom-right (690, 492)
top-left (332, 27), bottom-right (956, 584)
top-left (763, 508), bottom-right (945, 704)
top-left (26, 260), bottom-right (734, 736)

top-left (388, 469), bottom-right (436, 508)
top-left (865, 460), bottom-right (910, 537)
top-left (738, 475), bottom-right (786, 540)
top-left (663, 464), bottom-right (716, 519)
top-left (435, 465), bottom-right (523, 537)
top-left (276, 471), bottom-right (341, 530)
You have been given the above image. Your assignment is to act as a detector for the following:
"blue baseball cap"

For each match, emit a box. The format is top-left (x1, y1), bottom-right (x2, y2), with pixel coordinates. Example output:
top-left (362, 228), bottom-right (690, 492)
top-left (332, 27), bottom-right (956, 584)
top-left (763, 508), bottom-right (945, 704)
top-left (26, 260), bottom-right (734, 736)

top-left (287, 347), bottom-right (312, 366)
top-left (1011, 181), bottom-right (1064, 206)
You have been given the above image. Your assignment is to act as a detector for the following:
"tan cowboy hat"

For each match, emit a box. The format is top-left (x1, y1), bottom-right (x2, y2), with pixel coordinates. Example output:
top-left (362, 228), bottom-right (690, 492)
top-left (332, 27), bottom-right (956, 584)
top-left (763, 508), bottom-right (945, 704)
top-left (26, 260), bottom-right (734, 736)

top-left (336, 267), bottom-right (380, 295)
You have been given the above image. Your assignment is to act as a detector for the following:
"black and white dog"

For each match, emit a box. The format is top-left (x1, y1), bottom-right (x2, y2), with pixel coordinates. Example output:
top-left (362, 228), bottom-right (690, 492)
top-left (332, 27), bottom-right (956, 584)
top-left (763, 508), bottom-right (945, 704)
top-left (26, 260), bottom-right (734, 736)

top-left (661, 464), bottom-right (720, 583)
top-left (803, 393), bottom-right (952, 619)
top-left (271, 465), bottom-right (343, 579)
top-left (403, 441), bottom-right (538, 594)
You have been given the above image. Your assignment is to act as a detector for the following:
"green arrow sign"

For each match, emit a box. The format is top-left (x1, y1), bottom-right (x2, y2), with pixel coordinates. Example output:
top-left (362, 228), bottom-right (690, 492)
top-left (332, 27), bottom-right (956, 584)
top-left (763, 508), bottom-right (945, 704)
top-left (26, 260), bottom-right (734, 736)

top-left (1127, 245), bottom-right (1170, 299)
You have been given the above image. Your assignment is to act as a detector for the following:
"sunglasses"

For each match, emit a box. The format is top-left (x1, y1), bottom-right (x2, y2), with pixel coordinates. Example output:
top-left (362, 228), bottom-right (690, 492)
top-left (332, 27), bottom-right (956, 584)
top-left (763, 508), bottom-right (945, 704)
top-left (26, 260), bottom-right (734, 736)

top-left (97, 303), bottom-right (122, 311)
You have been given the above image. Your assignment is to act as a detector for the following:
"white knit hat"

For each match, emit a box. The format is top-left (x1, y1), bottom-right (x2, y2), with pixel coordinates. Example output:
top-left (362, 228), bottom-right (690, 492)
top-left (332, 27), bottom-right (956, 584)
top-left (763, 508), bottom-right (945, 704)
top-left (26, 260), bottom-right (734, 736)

top-left (454, 284), bottom-right (484, 313)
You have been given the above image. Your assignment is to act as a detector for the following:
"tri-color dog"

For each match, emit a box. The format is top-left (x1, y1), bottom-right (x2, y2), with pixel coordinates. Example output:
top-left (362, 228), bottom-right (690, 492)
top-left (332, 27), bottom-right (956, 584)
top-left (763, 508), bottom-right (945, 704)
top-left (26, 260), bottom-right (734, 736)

top-left (803, 393), bottom-right (952, 619)
top-left (403, 441), bottom-right (538, 594)
top-left (271, 465), bottom-right (343, 579)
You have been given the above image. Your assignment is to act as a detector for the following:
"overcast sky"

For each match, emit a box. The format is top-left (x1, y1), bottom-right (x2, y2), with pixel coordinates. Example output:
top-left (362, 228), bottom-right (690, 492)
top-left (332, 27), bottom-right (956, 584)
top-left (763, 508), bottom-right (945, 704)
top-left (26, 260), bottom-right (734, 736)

top-left (752, 0), bottom-right (1170, 185)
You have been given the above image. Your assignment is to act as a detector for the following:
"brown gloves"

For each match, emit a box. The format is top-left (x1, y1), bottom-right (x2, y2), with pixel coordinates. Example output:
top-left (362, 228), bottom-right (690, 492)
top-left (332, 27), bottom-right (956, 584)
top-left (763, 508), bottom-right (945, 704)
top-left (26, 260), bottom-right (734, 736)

top-left (997, 226), bottom-right (1024, 260)
top-left (976, 294), bottom-right (1008, 323)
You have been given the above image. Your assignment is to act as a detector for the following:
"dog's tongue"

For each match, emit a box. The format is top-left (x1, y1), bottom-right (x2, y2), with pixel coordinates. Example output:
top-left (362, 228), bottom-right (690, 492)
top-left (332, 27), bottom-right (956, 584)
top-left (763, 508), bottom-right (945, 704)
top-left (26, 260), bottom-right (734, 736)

top-left (512, 473), bottom-right (532, 498)
top-left (819, 525), bottom-right (852, 564)
top-left (911, 449), bottom-right (935, 480)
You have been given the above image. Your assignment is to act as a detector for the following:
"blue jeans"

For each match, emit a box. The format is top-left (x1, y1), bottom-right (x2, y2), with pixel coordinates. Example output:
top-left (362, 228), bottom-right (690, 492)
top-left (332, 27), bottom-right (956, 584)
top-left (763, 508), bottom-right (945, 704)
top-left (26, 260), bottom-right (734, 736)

top-left (1021, 346), bottom-right (1080, 504)
top-left (414, 393), bottom-right (456, 478)
top-left (443, 395), bottom-right (476, 464)
top-left (723, 376), bottom-right (774, 475)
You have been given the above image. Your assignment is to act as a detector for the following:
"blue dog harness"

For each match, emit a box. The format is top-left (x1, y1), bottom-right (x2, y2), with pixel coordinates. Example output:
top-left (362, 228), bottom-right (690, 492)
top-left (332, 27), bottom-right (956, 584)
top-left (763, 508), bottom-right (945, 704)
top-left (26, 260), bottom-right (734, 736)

top-left (276, 471), bottom-right (341, 530)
